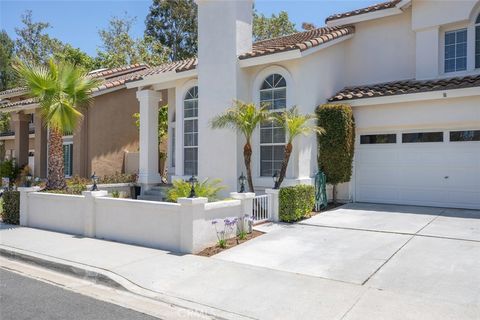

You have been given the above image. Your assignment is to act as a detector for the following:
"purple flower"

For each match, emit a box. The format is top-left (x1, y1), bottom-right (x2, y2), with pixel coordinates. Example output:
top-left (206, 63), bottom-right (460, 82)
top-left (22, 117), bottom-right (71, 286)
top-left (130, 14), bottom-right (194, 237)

top-left (211, 220), bottom-right (218, 225)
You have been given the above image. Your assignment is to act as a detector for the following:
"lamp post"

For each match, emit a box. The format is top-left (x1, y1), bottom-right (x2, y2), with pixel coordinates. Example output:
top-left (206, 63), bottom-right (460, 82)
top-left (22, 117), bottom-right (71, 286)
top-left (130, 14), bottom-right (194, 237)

top-left (188, 175), bottom-right (198, 198)
top-left (91, 172), bottom-right (99, 191)
top-left (238, 172), bottom-right (247, 193)
top-left (273, 170), bottom-right (279, 189)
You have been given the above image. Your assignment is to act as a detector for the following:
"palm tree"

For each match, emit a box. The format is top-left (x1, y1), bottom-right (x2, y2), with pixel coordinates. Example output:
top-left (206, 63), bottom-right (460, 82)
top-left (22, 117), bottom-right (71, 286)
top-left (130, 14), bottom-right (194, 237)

top-left (14, 59), bottom-right (100, 189)
top-left (273, 106), bottom-right (325, 189)
top-left (210, 101), bottom-right (271, 192)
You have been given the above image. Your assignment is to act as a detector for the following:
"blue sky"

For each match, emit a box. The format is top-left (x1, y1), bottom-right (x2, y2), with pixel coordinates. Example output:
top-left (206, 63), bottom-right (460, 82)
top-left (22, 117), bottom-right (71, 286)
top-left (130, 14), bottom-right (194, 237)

top-left (0, 0), bottom-right (380, 56)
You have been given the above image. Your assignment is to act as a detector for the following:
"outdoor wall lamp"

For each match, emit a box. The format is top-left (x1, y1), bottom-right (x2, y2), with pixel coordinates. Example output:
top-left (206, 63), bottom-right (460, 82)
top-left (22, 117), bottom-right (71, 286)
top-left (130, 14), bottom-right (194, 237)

top-left (188, 175), bottom-right (198, 198)
top-left (25, 173), bottom-right (32, 187)
top-left (238, 172), bottom-right (247, 193)
top-left (91, 172), bottom-right (99, 191)
top-left (273, 170), bottom-right (279, 189)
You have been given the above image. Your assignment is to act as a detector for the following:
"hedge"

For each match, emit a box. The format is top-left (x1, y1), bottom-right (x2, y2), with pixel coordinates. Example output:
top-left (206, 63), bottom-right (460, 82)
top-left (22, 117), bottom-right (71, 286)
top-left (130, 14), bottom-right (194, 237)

top-left (316, 104), bottom-right (355, 185)
top-left (279, 185), bottom-right (315, 222)
top-left (1, 190), bottom-right (20, 225)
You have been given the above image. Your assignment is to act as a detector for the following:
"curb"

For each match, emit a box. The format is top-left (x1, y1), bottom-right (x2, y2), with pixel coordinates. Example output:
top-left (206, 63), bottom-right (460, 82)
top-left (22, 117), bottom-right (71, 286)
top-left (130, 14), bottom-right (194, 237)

top-left (0, 245), bottom-right (253, 320)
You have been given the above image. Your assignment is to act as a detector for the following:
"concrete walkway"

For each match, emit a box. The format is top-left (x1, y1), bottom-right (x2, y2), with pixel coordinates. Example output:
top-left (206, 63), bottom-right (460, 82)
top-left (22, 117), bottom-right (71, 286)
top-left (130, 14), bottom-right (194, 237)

top-left (1, 202), bottom-right (479, 319)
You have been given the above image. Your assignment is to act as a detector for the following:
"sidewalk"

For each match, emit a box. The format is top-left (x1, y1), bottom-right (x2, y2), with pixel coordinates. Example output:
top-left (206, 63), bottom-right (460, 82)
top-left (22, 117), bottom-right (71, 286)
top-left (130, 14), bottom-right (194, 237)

top-left (0, 224), bottom-right (366, 320)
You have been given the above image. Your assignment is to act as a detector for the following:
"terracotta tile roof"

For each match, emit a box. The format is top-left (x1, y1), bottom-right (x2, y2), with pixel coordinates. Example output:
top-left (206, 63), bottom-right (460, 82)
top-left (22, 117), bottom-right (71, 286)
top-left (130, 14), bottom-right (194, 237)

top-left (329, 75), bottom-right (480, 102)
top-left (0, 97), bottom-right (38, 109)
top-left (0, 64), bottom-right (151, 110)
top-left (88, 63), bottom-right (148, 79)
top-left (138, 58), bottom-right (198, 77)
top-left (326, 0), bottom-right (402, 23)
top-left (239, 26), bottom-right (355, 59)
top-left (0, 87), bottom-right (28, 97)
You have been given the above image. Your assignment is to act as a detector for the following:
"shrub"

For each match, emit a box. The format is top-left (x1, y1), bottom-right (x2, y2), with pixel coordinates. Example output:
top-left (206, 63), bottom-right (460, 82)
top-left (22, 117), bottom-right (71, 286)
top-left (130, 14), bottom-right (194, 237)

top-left (111, 190), bottom-right (120, 198)
top-left (316, 104), bottom-right (355, 203)
top-left (0, 159), bottom-right (19, 187)
top-left (98, 172), bottom-right (137, 184)
top-left (279, 185), bottom-right (315, 222)
top-left (167, 178), bottom-right (225, 202)
top-left (2, 190), bottom-right (20, 224)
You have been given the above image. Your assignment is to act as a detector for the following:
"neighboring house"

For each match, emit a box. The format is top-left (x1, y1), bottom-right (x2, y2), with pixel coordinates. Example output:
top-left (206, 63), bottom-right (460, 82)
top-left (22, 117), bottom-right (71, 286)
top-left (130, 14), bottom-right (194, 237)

top-left (128, 0), bottom-right (480, 210)
top-left (0, 64), bottom-right (154, 178)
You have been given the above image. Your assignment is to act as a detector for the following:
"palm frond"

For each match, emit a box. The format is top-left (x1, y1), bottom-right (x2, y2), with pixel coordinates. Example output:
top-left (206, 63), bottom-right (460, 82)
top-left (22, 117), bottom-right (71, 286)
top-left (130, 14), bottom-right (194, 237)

top-left (273, 106), bottom-right (325, 143)
top-left (210, 100), bottom-right (272, 141)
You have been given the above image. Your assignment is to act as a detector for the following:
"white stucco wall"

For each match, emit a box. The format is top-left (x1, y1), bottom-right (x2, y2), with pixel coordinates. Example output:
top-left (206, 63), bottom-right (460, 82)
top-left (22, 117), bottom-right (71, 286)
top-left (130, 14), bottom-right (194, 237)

top-left (343, 7), bottom-right (416, 86)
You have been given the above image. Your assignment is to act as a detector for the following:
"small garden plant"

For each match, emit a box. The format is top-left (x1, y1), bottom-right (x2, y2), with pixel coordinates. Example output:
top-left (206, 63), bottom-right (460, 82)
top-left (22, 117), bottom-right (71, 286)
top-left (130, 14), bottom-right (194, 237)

top-left (212, 217), bottom-right (238, 248)
top-left (167, 178), bottom-right (225, 202)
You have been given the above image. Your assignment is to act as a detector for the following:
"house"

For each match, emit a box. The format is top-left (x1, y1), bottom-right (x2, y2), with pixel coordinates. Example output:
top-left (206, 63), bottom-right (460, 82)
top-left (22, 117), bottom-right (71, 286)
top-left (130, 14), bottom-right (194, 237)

top-left (0, 64), bottom-right (154, 178)
top-left (127, 0), bottom-right (479, 210)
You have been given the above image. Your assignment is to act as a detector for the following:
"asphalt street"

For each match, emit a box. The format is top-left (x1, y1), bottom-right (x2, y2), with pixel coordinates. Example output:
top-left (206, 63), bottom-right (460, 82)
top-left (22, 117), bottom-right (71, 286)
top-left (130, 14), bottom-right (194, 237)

top-left (0, 269), bottom-right (161, 320)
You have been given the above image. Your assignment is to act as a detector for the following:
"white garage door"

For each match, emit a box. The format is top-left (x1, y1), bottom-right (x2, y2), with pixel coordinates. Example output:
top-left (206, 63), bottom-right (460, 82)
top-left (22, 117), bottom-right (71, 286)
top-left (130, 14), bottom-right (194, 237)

top-left (355, 131), bottom-right (480, 209)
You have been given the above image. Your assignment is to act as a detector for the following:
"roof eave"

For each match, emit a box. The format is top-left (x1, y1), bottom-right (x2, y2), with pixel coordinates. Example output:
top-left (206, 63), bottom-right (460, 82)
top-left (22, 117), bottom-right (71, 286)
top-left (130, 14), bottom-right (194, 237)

top-left (126, 69), bottom-right (198, 89)
top-left (0, 102), bottom-right (39, 113)
top-left (326, 1), bottom-right (410, 27)
top-left (333, 86), bottom-right (480, 106)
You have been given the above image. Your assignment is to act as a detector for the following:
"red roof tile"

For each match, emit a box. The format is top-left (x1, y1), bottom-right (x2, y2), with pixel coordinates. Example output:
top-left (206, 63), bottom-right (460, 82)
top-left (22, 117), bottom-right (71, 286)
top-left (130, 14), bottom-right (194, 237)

top-left (326, 0), bottom-right (402, 23)
top-left (329, 75), bottom-right (480, 102)
top-left (239, 26), bottom-right (355, 59)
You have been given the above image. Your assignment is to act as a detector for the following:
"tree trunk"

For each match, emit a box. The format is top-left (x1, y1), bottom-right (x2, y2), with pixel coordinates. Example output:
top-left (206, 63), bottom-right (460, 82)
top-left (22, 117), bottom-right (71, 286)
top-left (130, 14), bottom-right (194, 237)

top-left (275, 143), bottom-right (293, 189)
top-left (243, 142), bottom-right (254, 192)
top-left (332, 184), bottom-right (337, 205)
top-left (47, 127), bottom-right (66, 190)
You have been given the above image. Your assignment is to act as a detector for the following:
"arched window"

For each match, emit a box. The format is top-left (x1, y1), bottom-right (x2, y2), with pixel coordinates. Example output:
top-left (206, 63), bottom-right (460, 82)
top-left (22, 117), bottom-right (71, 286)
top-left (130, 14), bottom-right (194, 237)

top-left (259, 74), bottom-right (286, 177)
top-left (183, 86), bottom-right (198, 176)
top-left (476, 14), bottom-right (480, 68)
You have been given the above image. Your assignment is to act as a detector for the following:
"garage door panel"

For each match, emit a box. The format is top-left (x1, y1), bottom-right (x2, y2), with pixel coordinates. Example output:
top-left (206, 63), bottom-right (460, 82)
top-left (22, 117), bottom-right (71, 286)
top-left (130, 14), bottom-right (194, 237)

top-left (355, 140), bottom-right (480, 210)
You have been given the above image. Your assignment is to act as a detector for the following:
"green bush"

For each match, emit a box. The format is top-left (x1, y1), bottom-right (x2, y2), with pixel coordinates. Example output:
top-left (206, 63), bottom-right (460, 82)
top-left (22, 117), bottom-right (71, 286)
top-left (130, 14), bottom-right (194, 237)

top-left (279, 185), bottom-right (315, 222)
top-left (167, 178), bottom-right (225, 202)
top-left (98, 172), bottom-right (137, 184)
top-left (2, 190), bottom-right (20, 224)
top-left (0, 159), bottom-right (19, 187)
top-left (316, 104), bottom-right (355, 202)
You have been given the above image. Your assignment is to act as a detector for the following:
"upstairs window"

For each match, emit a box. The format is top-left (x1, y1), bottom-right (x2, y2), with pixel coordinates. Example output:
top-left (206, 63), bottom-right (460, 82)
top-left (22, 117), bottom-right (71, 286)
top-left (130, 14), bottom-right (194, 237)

top-left (444, 29), bottom-right (467, 73)
top-left (476, 14), bottom-right (480, 68)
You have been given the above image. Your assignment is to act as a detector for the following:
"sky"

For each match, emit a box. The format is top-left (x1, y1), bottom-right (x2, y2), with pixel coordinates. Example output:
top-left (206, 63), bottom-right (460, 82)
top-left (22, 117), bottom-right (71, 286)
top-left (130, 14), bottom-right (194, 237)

top-left (0, 0), bottom-right (381, 56)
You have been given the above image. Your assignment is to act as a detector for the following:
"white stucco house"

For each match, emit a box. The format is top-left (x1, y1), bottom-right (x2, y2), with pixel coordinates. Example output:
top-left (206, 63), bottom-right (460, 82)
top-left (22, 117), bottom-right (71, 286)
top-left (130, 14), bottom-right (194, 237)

top-left (127, 0), bottom-right (480, 210)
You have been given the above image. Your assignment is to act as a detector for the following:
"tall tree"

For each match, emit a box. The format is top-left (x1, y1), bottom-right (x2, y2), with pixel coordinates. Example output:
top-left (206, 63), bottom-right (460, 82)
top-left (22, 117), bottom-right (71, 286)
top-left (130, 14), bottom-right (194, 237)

top-left (14, 59), bottom-right (100, 189)
top-left (210, 101), bottom-right (271, 192)
top-left (97, 14), bottom-right (169, 68)
top-left (0, 31), bottom-right (16, 90)
top-left (253, 11), bottom-right (297, 41)
top-left (54, 44), bottom-right (96, 70)
top-left (272, 106), bottom-right (324, 189)
top-left (145, 0), bottom-right (197, 61)
top-left (14, 10), bottom-right (62, 64)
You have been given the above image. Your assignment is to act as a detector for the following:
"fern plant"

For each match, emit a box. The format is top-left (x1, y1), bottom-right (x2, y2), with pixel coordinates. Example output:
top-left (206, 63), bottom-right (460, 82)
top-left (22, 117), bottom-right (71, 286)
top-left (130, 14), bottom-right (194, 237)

top-left (167, 178), bottom-right (225, 202)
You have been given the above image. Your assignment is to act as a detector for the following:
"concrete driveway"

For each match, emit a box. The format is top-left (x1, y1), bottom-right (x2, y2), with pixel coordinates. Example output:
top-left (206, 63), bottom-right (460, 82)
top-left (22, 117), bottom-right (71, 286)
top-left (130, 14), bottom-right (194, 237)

top-left (215, 203), bottom-right (480, 318)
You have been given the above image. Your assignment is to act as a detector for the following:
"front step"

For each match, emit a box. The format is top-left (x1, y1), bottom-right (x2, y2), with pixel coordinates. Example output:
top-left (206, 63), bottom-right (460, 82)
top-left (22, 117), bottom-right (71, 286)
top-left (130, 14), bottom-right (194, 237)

top-left (137, 184), bottom-right (172, 202)
top-left (137, 195), bottom-right (166, 202)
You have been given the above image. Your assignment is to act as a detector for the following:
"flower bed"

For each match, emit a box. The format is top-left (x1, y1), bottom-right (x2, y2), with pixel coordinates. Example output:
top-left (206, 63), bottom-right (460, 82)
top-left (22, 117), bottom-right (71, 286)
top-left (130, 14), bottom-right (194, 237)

top-left (196, 230), bottom-right (264, 257)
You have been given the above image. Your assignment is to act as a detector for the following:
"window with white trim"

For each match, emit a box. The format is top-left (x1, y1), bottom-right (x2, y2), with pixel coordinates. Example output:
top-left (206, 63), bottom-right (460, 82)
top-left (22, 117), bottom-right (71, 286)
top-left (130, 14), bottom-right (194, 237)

top-left (63, 143), bottom-right (73, 177)
top-left (183, 86), bottom-right (198, 176)
top-left (444, 29), bottom-right (468, 73)
top-left (476, 14), bottom-right (480, 68)
top-left (259, 74), bottom-right (286, 177)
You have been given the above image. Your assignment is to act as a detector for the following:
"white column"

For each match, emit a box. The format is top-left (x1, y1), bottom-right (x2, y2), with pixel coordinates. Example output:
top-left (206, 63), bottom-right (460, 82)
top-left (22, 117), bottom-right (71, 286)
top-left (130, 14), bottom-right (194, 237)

top-left (18, 186), bottom-right (41, 226)
top-left (136, 90), bottom-right (162, 186)
top-left (82, 190), bottom-right (107, 237)
top-left (265, 189), bottom-right (280, 222)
